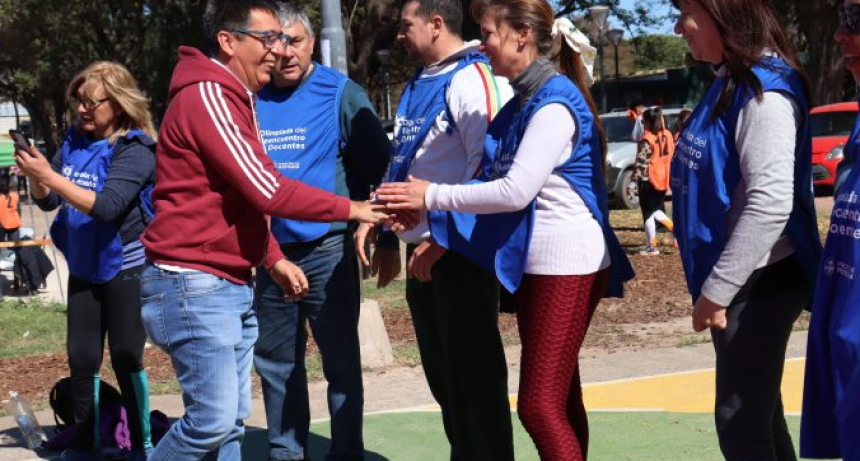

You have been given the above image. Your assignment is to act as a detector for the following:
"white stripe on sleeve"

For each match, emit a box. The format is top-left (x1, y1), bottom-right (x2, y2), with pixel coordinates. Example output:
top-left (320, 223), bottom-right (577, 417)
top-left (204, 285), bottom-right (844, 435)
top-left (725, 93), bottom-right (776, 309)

top-left (213, 84), bottom-right (279, 190)
top-left (199, 82), bottom-right (275, 199)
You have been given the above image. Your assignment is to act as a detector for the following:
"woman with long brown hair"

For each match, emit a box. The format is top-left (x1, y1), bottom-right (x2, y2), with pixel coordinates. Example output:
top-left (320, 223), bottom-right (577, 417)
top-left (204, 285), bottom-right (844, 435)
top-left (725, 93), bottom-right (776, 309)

top-left (670, 0), bottom-right (821, 459)
top-left (376, 0), bottom-right (634, 457)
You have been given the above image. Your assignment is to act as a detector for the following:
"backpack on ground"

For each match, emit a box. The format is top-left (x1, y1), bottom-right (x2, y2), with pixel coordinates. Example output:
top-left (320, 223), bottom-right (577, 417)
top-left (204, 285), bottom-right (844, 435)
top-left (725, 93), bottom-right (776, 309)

top-left (48, 377), bottom-right (123, 430)
top-left (45, 377), bottom-right (170, 452)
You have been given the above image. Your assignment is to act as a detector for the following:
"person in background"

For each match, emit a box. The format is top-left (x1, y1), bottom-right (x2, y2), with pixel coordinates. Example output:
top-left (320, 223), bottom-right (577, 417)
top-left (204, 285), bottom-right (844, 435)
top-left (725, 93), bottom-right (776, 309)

top-left (0, 179), bottom-right (21, 243)
top-left (0, 178), bottom-right (24, 293)
top-left (376, 0), bottom-right (634, 457)
top-left (633, 106), bottom-right (674, 256)
top-left (801, 1), bottom-right (860, 459)
top-left (14, 61), bottom-right (157, 461)
top-left (253, 3), bottom-right (394, 460)
top-left (14, 167), bottom-right (29, 198)
top-left (674, 108), bottom-right (692, 142)
top-left (671, 0), bottom-right (822, 459)
top-left (628, 101), bottom-right (646, 142)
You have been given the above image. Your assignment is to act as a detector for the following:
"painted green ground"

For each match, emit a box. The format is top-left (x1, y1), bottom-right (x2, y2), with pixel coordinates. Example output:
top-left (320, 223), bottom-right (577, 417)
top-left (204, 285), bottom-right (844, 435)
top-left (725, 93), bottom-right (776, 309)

top-left (241, 412), bottom-right (804, 461)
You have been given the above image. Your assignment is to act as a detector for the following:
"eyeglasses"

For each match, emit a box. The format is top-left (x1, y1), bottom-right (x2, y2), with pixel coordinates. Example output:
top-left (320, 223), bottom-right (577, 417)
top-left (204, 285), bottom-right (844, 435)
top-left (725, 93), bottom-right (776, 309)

top-left (231, 28), bottom-right (291, 50)
top-left (840, 4), bottom-right (860, 34)
top-left (71, 96), bottom-right (110, 111)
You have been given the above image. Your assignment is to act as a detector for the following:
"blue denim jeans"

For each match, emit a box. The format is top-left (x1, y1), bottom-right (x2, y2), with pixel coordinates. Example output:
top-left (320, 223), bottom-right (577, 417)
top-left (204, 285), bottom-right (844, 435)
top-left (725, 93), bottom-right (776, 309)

top-left (140, 263), bottom-right (257, 461)
top-left (254, 233), bottom-right (363, 461)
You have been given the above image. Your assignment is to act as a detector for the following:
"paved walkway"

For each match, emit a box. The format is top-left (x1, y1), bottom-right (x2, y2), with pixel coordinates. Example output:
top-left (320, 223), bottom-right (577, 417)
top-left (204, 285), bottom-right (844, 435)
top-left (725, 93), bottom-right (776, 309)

top-left (0, 331), bottom-right (810, 461)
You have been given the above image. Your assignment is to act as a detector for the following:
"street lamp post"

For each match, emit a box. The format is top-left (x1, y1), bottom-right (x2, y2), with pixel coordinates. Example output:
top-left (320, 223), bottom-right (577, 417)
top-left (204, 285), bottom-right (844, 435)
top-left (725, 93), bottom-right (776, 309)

top-left (607, 28), bottom-right (624, 80)
top-left (321, 0), bottom-right (349, 75)
top-left (376, 49), bottom-right (392, 120)
top-left (588, 5), bottom-right (610, 113)
top-left (607, 28), bottom-right (624, 109)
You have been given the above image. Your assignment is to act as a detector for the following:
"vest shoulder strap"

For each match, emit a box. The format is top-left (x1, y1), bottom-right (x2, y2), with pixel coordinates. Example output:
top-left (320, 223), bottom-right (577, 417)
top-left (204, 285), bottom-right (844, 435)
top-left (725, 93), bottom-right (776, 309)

top-left (441, 53), bottom-right (490, 132)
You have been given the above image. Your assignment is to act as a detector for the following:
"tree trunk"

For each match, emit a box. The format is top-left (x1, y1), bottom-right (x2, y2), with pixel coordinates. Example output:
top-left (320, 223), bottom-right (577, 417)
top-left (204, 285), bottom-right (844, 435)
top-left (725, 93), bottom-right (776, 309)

top-left (795, 0), bottom-right (848, 104)
top-left (21, 95), bottom-right (58, 156)
top-left (346, 0), bottom-right (398, 88)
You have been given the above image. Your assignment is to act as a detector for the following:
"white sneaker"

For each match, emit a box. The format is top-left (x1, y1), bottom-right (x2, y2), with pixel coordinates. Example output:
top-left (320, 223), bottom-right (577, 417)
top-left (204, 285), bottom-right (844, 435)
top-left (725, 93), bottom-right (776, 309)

top-left (639, 247), bottom-right (660, 256)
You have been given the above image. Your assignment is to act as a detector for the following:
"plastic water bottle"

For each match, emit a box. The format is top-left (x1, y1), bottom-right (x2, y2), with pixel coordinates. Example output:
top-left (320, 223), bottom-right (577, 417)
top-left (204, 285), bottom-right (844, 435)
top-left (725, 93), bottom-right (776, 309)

top-left (7, 391), bottom-right (46, 451)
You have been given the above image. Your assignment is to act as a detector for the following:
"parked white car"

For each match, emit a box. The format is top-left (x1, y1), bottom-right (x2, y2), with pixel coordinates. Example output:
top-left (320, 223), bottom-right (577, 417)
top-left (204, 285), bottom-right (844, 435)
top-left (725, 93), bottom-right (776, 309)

top-left (601, 108), bottom-right (685, 209)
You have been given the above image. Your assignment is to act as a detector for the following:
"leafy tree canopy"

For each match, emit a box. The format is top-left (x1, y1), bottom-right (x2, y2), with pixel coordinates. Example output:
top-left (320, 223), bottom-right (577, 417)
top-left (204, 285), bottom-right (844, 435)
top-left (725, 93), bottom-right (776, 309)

top-left (0, 0), bottom-right (849, 153)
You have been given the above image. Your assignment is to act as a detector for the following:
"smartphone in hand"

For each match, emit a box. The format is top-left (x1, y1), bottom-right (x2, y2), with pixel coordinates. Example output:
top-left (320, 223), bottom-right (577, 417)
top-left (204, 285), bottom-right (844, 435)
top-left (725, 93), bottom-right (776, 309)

top-left (8, 129), bottom-right (31, 153)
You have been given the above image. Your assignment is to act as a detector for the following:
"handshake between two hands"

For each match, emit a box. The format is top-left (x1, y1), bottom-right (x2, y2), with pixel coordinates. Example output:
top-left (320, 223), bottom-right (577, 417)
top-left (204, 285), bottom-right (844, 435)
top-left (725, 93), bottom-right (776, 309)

top-left (351, 176), bottom-right (432, 233)
top-left (275, 176), bottom-right (434, 300)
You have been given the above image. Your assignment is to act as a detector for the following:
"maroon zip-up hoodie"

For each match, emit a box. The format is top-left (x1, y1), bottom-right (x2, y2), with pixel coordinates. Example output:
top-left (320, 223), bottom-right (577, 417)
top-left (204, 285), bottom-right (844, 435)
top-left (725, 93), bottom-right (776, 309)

top-left (142, 47), bottom-right (351, 283)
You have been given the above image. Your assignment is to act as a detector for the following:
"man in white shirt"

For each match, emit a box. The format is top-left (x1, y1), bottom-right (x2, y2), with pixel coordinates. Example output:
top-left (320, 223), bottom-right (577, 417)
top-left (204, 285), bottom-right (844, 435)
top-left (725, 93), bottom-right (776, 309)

top-left (357, 0), bottom-right (514, 459)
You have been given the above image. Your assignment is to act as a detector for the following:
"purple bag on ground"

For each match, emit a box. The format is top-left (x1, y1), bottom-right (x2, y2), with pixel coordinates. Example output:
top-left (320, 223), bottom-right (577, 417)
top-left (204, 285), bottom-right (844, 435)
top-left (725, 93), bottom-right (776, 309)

top-left (43, 407), bottom-right (169, 452)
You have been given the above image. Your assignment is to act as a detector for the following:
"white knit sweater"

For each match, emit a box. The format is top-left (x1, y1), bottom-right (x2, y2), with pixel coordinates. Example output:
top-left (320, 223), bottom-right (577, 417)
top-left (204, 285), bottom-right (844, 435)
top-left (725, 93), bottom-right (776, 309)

top-left (426, 103), bottom-right (610, 275)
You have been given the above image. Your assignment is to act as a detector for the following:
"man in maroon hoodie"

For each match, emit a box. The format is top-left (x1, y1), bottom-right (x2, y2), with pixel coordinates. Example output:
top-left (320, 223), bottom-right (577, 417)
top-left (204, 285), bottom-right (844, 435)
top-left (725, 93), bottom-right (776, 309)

top-left (139, 2), bottom-right (387, 460)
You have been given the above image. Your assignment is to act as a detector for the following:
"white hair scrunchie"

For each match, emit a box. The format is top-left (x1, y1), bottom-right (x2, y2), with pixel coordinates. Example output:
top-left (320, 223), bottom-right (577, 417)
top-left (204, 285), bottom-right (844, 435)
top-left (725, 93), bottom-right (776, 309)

top-left (551, 17), bottom-right (597, 87)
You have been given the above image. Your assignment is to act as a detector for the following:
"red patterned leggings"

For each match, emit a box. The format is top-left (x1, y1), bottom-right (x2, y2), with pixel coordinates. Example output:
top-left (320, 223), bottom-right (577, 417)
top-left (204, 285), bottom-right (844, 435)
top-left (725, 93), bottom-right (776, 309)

top-left (514, 269), bottom-right (610, 461)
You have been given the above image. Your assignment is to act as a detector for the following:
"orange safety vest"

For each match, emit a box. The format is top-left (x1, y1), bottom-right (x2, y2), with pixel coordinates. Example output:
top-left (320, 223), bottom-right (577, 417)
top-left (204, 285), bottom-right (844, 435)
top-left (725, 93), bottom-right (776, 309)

top-left (0, 193), bottom-right (20, 230)
top-left (641, 129), bottom-right (675, 191)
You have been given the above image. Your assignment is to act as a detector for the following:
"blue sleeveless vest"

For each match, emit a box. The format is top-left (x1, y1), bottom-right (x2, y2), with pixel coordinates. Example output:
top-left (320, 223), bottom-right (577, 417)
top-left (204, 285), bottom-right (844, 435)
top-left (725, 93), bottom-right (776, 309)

top-left (800, 114), bottom-right (860, 460)
top-left (387, 53), bottom-right (488, 182)
top-left (428, 75), bottom-right (634, 295)
top-left (257, 64), bottom-right (347, 243)
top-left (51, 129), bottom-right (152, 284)
top-left (671, 56), bottom-right (821, 302)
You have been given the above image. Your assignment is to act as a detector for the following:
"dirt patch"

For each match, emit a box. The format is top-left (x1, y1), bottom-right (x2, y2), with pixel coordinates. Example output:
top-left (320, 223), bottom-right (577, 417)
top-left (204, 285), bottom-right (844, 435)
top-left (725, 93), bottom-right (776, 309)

top-left (0, 212), bottom-right (698, 412)
top-left (0, 252), bottom-right (695, 411)
top-left (595, 252), bottom-right (690, 324)
top-left (376, 250), bottom-right (693, 352)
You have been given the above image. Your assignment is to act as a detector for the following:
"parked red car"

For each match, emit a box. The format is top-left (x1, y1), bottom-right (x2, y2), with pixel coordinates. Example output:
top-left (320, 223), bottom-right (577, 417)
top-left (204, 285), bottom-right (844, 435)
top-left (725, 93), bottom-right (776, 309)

top-left (811, 102), bottom-right (859, 188)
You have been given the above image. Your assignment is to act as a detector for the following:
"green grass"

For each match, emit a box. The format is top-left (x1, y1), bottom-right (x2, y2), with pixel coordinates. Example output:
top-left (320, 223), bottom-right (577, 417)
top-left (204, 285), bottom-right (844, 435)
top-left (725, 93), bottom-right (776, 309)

top-left (148, 379), bottom-right (182, 396)
top-left (392, 345), bottom-right (421, 367)
top-left (361, 279), bottom-right (407, 310)
top-left (610, 207), bottom-right (650, 229)
top-left (677, 334), bottom-right (712, 347)
top-left (306, 354), bottom-right (324, 380)
top-left (0, 299), bottom-right (67, 359)
top-left (240, 411), bottom-right (805, 461)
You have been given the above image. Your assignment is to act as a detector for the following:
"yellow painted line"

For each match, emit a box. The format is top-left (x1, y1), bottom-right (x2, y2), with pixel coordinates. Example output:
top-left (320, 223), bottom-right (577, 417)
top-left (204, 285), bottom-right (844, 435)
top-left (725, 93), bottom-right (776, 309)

top-left (387, 359), bottom-right (806, 417)
top-left (584, 358), bottom-right (804, 413)
top-left (507, 358), bottom-right (806, 414)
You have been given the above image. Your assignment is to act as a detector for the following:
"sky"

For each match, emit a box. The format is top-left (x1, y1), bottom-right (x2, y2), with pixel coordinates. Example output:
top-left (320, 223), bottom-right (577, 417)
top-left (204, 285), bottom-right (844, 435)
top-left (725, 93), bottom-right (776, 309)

top-left (554, 0), bottom-right (677, 35)
top-left (614, 0), bottom-right (677, 35)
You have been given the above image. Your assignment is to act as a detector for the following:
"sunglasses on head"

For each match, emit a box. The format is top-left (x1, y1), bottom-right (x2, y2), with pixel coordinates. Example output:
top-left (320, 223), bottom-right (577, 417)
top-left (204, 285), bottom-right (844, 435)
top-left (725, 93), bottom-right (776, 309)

top-left (840, 4), bottom-right (860, 34)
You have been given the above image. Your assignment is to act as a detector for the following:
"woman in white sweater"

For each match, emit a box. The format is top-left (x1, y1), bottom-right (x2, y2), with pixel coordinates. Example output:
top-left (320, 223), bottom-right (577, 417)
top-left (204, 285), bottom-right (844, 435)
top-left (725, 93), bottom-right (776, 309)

top-left (376, 0), bottom-right (633, 458)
